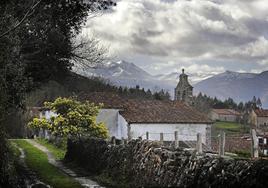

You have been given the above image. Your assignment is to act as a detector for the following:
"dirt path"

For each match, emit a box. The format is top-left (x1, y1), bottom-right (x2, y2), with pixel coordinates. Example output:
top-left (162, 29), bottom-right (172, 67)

top-left (13, 141), bottom-right (51, 188)
top-left (26, 139), bottom-right (103, 188)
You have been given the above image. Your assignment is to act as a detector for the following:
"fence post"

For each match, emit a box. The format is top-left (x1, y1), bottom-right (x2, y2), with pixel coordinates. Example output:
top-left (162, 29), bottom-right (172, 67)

top-left (219, 131), bottom-right (225, 156)
top-left (146, 132), bottom-right (149, 140)
top-left (196, 133), bottom-right (202, 154)
top-left (251, 129), bottom-right (259, 158)
top-left (160, 133), bottom-right (164, 144)
top-left (111, 136), bottom-right (116, 146)
top-left (127, 124), bottom-right (131, 141)
top-left (174, 131), bottom-right (179, 148)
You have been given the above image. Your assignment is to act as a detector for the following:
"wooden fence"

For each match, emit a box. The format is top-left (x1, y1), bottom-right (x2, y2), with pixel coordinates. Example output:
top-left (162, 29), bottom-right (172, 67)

top-left (110, 129), bottom-right (260, 158)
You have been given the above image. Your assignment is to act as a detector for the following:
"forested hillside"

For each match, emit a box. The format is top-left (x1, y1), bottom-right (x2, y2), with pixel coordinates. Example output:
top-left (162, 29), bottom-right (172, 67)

top-left (26, 72), bottom-right (171, 108)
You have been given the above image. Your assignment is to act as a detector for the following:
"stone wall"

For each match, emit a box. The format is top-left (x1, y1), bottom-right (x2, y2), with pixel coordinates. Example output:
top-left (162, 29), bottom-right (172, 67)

top-left (65, 138), bottom-right (268, 187)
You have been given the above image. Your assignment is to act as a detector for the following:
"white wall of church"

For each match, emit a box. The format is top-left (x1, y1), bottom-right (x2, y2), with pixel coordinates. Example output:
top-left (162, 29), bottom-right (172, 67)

top-left (130, 123), bottom-right (209, 144)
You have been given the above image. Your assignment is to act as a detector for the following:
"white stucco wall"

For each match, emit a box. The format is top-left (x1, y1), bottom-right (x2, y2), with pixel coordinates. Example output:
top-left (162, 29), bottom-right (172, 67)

top-left (118, 113), bottom-right (128, 139)
top-left (96, 109), bottom-right (211, 144)
top-left (130, 123), bottom-right (209, 144)
top-left (39, 110), bottom-right (57, 120)
top-left (96, 109), bottom-right (128, 139)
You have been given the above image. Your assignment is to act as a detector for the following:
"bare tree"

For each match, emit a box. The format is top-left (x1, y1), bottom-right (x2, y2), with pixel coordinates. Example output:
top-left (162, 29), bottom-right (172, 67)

top-left (71, 35), bottom-right (109, 69)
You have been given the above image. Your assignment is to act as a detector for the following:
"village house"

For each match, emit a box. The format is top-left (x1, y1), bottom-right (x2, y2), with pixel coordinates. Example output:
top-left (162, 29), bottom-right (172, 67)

top-left (209, 109), bottom-right (241, 122)
top-left (80, 92), bottom-right (213, 147)
top-left (28, 107), bottom-right (56, 139)
top-left (249, 109), bottom-right (268, 128)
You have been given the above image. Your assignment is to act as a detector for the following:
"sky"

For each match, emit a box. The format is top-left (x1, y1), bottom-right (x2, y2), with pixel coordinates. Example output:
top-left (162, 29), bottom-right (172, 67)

top-left (81, 0), bottom-right (268, 82)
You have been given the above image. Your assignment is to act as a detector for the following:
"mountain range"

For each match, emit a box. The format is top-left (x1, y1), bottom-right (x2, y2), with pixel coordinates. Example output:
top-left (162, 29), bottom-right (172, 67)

top-left (75, 60), bottom-right (175, 93)
top-left (194, 71), bottom-right (268, 108)
top-left (75, 60), bottom-right (268, 108)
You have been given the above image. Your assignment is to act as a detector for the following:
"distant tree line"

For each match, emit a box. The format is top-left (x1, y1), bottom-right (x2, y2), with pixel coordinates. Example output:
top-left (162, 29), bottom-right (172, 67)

top-left (118, 85), bottom-right (170, 100)
top-left (193, 92), bottom-right (263, 113)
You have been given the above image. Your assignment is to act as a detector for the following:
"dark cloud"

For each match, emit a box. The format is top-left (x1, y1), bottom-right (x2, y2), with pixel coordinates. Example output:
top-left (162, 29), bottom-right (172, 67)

top-left (82, 0), bottom-right (268, 75)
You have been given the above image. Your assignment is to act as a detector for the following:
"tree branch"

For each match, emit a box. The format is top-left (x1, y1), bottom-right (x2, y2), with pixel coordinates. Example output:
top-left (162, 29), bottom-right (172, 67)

top-left (0, 0), bottom-right (42, 39)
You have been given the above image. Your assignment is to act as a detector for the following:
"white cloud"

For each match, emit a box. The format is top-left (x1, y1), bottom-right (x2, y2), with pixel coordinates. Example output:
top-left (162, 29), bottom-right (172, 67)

top-left (183, 64), bottom-right (225, 83)
top-left (82, 0), bottom-right (268, 76)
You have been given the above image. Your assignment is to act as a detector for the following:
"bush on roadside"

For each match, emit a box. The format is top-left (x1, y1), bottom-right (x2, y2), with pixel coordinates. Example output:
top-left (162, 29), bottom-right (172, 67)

top-left (28, 97), bottom-right (108, 139)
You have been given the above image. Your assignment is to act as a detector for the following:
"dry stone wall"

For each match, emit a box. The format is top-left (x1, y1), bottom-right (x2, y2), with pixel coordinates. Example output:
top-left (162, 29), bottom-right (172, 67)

top-left (65, 138), bottom-right (268, 187)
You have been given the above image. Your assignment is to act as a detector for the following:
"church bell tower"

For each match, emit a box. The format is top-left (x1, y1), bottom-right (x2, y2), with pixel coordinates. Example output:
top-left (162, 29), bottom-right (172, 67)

top-left (174, 69), bottom-right (193, 105)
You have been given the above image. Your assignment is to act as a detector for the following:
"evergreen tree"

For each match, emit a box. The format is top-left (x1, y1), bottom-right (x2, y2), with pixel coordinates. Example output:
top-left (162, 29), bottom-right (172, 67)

top-left (238, 102), bottom-right (244, 111)
top-left (257, 97), bottom-right (262, 108)
top-left (252, 96), bottom-right (257, 109)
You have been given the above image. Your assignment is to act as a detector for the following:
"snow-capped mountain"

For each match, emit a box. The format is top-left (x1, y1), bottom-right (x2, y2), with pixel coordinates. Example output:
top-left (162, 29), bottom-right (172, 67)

top-left (75, 60), bottom-right (175, 93)
top-left (90, 60), bottom-right (153, 79)
top-left (194, 71), bottom-right (268, 108)
top-left (154, 72), bottom-right (180, 82)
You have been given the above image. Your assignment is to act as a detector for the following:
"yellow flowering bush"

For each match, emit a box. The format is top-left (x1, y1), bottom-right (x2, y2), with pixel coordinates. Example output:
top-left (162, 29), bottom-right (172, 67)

top-left (28, 97), bottom-right (108, 138)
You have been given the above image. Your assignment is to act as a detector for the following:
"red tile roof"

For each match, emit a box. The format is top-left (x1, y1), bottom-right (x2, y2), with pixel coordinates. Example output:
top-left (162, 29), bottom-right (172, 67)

top-left (80, 92), bottom-right (213, 124)
top-left (254, 109), bottom-right (268, 117)
top-left (212, 109), bottom-right (241, 116)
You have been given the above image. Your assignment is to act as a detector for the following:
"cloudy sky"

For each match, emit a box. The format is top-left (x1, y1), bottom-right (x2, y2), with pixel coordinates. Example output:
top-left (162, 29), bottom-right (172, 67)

top-left (82, 0), bottom-right (268, 81)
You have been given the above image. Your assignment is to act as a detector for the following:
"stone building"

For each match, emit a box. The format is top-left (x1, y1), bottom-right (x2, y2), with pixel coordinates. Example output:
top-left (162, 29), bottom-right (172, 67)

top-left (249, 109), bottom-right (268, 128)
top-left (209, 109), bottom-right (241, 122)
top-left (174, 69), bottom-right (193, 105)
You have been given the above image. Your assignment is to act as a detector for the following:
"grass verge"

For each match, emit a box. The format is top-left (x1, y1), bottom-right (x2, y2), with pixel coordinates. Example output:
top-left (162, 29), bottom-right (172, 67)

top-left (12, 139), bottom-right (81, 188)
top-left (212, 121), bottom-right (250, 136)
top-left (35, 138), bottom-right (66, 160)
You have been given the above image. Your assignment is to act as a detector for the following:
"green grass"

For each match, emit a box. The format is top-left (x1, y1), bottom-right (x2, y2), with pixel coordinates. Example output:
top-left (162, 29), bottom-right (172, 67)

top-left (12, 139), bottom-right (81, 188)
top-left (35, 138), bottom-right (66, 160)
top-left (212, 121), bottom-right (250, 136)
top-left (215, 121), bottom-right (242, 130)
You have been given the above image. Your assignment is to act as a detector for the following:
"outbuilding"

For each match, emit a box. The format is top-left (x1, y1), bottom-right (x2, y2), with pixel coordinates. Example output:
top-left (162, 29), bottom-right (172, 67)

top-left (249, 109), bottom-right (268, 128)
top-left (209, 109), bottom-right (241, 122)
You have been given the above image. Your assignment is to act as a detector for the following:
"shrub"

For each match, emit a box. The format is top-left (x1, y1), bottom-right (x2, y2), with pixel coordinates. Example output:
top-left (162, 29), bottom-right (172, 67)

top-left (28, 97), bottom-right (108, 139)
